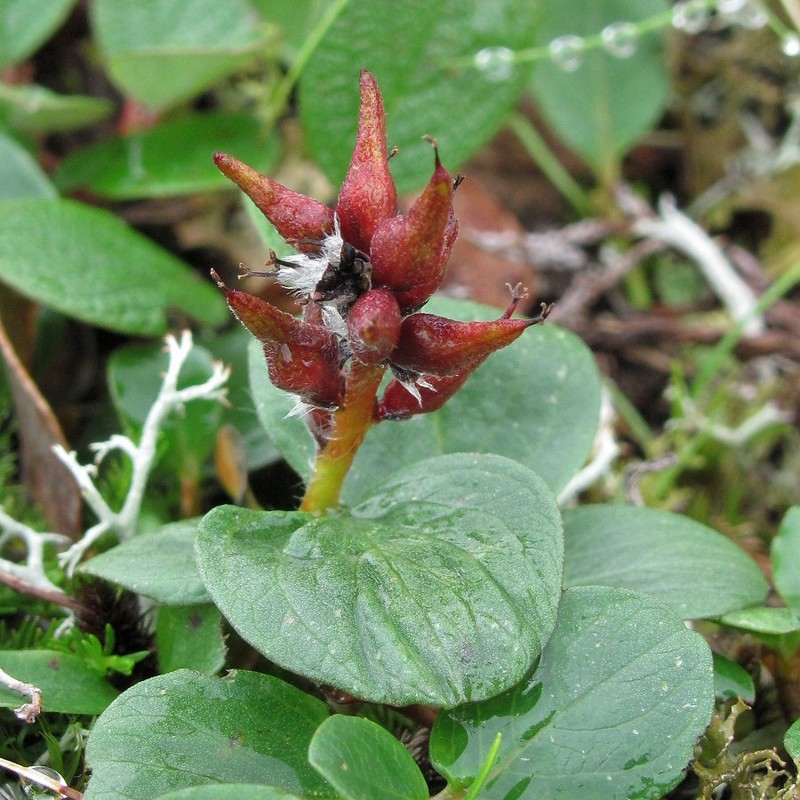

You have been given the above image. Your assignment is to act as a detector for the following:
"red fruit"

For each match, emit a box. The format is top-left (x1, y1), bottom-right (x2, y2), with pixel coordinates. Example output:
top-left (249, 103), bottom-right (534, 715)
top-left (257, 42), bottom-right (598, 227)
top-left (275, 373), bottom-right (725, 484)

top-left (212, 271), bottom-right (343, 407)
top-left (376, 372), bottom-right (470, 420)
top-left (335, 70), bottom-right (397, 254)
top-left (370, 148), bottom-right (454, 311)
top-left (213, 152), bottom-right (334, 246)
top-left (390, 312), bottom-right (534, 377)
top-left (347, 288), bottom-right (402, 364)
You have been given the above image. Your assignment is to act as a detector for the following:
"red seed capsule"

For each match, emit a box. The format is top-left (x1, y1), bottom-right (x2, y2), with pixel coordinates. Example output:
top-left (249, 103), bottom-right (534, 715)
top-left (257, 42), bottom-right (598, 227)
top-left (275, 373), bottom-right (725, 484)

top-left (213, 152), bottom-right (334, 246)
top-left (390, 312), bottom-right (534, 377)
top-left (347, 288), bottom-right (402, 364)
top-left (369, 149), bottom-right (454, 311)
top-left (212, 270), bottom-right (343, 407)
top-left (335, 70), bottom-right (397, 254)
top-left (376, 372), bottom-right (470, 420)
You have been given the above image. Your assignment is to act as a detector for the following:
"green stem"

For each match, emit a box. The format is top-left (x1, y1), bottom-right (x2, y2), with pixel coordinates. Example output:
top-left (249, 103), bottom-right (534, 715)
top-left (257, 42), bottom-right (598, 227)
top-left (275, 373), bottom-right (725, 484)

top-left (690, 258), bottom-right (800, 400)
top-left (506, 112), bottom-right (593, 216)
top-left (268, 0), bottom-right (351, 123)
top-left (300, 362), bottom-right (384, 513)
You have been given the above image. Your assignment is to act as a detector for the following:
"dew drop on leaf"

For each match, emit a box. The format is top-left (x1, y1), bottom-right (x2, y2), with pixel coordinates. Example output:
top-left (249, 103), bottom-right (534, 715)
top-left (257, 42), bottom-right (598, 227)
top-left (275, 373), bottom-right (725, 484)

top-left (731, 0), bottom-right (768, 29)
top-left (672, 0), bottom-right (711, 34)
top-left (782, 33), bottom-right (800, 56)
top-left (548, 35), bottom-right (586, 72)
top-left (601, 22), bottom-right (639, 58)
top-left (716, 0), bottom-right (747, 13)
top-left (21, 767), bottom-right (67, 799)
top-left (474, 46), bottom-right (515, 81)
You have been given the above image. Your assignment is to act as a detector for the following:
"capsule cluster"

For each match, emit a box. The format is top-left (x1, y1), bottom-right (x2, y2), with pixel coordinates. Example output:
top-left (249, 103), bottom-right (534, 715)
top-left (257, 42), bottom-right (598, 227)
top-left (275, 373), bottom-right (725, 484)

top-left (213, 70), bottom-right (543, 431)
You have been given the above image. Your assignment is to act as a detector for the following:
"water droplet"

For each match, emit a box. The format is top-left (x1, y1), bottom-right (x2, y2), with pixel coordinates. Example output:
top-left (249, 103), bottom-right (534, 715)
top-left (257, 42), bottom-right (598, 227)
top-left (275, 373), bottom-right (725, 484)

top-left (474, 46), bottom-right (514, 81)
top-left (21, 767), bottom-right (67, 799)
top-left (782, 33), bottom-right (800, 56)
top-left (673, 0), bottom-right (711, 33)
top-left (716, 0), bottom-right (746, 13)
top-left (549, 35), bottom-right (586, 72)
top-left (601, 22), bottom-right (639, 58)
top-left (731, 0), bottom-right (768, 28)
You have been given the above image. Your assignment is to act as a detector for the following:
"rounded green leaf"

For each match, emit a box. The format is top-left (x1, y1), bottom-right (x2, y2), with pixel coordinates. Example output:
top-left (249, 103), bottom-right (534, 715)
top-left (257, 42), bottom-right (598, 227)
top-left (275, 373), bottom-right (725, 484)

top-left (301, 0), bottom-right (539, 193)
top-left (713, 652), bottom-right (755, 702)
top-left (196, 453), bottom-right (563, 708)
top-left (90, 0), bottom-right (267, 110)
top-left (0, 132), bottom-right (57, 199)
top-left (530, 0), bottom-right (670, 182)
top-left (54, 112), bottom-right (279, 200)
top-left (431, 586), bottom-right (714, 799)
top-left (786, 717), bottom-right (800, 762)
top-left (83, 670), bottom-right (332, 800)
top-left (309, 716), bottom-right (428, 800)
top-left (0, 650), bottom-right (118, 715)
top-left (80, 520), bottom-right (208, 605)
top-left (772, 506), bottom-right (800, 610)
top-left (0, 198), bottom-right (226, 334)
top-left (156, 604), bottom-right (226, 675)
top-left (0, 83), bottom-right (113, 133)
top-left (563, 504), bottom-right (768, 618)
top-left (0, 0), bottom-right (76, 70)
top-left (154, 788), bottom-right (303, 800)
top-left (199, 325), bottom-right (279, 470)
top-left (717, 606), bottom-right (800, 635)
top-left (249, 298), bottom-right (601, 498)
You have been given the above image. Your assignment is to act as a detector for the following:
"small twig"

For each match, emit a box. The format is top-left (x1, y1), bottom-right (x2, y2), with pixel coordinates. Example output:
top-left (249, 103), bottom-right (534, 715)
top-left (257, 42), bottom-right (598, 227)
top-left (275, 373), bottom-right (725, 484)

top-left (470, 218), bottom-right (615, 272)
top-left (0, 668), bottom-right (42, 724)
top-left (549, 239), bottom-right (665, 323)
top-left (624, 454), bottom-right (679, 506)
top-left (0, 571), bottom-right (82, 612)
top-left (633, 195), bottom-right (765, 336)
top-left (0, 758), bottom-right (81, 799)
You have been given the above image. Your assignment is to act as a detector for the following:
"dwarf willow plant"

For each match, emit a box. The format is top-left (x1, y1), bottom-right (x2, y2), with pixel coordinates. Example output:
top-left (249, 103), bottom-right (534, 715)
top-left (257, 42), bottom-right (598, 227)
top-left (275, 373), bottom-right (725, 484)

top-left (76, 72), bottom-right (770, 800)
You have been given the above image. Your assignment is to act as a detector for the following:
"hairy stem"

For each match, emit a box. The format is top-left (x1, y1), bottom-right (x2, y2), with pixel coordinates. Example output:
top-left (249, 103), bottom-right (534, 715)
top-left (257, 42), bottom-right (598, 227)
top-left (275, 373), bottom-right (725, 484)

top-left (300, 362), bottom-right (384, 513)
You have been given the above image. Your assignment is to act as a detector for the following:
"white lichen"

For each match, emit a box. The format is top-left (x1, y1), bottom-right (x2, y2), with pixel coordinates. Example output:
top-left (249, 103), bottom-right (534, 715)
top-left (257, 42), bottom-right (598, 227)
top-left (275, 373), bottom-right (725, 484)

top-left (55, 331), bottom-right (230, 574)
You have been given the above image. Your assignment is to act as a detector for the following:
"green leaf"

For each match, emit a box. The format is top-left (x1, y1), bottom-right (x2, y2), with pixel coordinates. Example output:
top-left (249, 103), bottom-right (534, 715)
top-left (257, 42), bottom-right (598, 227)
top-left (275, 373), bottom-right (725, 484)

top-left (197, 453), bottom-right (563, 708)
top-left (0, 0), bottom-right (76, 70)
top-left (717, 606), bottom-right (800, 635)
top-left (83, 670), bottom-right (333, 800)
top-left (713, 653), bottom-right (755, 703)
top-left (0, 83), bottom-right (113, 133)
top-left (0, 650), bottom-right (118, 715)
top-left (530, 0), bottom-right (670, 183)
top-left (563, 504), bottom-right (768, 618)
top-left (0, 198), bottom-right (226, 335)
top-left (153, 788), bottom-right (303, 800)
top-left (54, 112), bottom-right (279, 200)
top-left (0, 132), bottom-right (57, 199)
top-left (772, 506), bottom-right (800, 610)
top-left (301, 0), bottom-right (540, 193)
top-left (431, 586), bottom-right (714, 800)
top-left (199, 325), bottom-right (279, 470)
top-left (156, 604), bottom-right (226, 675)
top-left (108, 341), bottom-right (222, 473)
top-left (786, 717), bottom-right (800, 762)
top-left (81, 520), bottom-right (208, 605)
top-left (308, 716), bottom-right (429, 800)
top-left (90, 0), bottom-right (267, 110)
top-left (250, 0), bottom-right (331, 59)
top-left (250, 298), bottom-right (601, 498)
